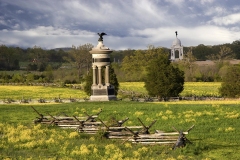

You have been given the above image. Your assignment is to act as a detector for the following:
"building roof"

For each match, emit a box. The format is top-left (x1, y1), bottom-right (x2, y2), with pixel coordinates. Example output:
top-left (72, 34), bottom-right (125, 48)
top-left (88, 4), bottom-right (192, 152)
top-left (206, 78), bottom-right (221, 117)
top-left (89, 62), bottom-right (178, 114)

top-left (172, 37), bottom-right (181, 47)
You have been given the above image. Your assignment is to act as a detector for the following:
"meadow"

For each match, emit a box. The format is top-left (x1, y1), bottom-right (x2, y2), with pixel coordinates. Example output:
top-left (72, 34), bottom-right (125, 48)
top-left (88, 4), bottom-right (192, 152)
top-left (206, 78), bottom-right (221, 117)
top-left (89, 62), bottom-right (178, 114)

top-left (119, 82), bottom-right (221, 97)
top-left (0, 82), bottom-right (221, 101)
top-left (1, 82), bottom-right (240, 159)
top-left (0, 85), bottom-right (87, 100)
top-left (1, 101), bottom-right (240, 159)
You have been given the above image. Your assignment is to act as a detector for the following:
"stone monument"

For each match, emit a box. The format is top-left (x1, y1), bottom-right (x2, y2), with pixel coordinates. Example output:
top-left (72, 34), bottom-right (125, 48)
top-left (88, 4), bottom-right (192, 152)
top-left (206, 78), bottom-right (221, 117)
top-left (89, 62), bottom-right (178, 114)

top-left (170, 31), bottom-right (183, 61)
top-left (89, 32), bottom-right (117, 101)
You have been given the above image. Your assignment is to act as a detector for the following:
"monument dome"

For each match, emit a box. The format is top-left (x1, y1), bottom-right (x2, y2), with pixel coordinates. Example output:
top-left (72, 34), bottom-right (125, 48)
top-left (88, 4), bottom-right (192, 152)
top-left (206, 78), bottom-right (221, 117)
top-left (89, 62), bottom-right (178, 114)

top-left (172, 37), bottom-right (181, 47)
top-left (170, 31), bottom-right (183, 61)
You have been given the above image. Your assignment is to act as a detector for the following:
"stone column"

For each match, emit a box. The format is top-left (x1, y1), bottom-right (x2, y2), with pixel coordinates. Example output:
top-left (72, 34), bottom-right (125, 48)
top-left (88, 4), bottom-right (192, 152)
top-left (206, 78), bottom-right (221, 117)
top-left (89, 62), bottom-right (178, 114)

top-left (98, 66), bottom-right (102, 85)
top-left (105, 65), bottom-right (110, 86)
top-left (92, 65), bottom-right (97, 85)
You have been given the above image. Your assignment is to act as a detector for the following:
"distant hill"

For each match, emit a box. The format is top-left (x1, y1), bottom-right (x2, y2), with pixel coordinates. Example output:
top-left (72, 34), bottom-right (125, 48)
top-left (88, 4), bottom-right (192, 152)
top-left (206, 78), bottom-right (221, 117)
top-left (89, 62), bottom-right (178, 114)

top-left (54, 47), bottom-right (72, 52)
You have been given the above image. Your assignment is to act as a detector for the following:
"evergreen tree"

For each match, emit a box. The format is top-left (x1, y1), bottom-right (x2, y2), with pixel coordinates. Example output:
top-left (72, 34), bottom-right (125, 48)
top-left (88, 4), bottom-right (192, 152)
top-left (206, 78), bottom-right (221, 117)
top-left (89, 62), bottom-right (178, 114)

top-left (109, 65), bottom-right (119, 95)
top-left (219, 64), bottom-right (240, 98)
top-left (144, 50), bottom-right (184, 100)
top-left (84, 69), bottom-right (93, 96)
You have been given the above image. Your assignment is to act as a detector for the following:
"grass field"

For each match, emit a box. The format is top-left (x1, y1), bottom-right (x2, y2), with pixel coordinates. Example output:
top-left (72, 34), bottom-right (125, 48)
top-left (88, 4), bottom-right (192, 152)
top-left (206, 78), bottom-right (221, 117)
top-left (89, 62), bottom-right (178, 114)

top-left (0, 82), bottom-right (222, 101)
top-left (1, 82), bottom-right (240, 159)
top-left (1, 101), bottom-right (240, 159)
top-left (119, 82), bottom-right (221, 97)
top-left (0, 85), bottom-right (88, 100)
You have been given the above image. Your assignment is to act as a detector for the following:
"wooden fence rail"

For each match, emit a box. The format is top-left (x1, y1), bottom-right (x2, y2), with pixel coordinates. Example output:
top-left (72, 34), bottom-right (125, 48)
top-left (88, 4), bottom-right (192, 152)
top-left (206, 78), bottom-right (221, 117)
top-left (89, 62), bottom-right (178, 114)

top-left (32, 107), bottom-right (194, 148)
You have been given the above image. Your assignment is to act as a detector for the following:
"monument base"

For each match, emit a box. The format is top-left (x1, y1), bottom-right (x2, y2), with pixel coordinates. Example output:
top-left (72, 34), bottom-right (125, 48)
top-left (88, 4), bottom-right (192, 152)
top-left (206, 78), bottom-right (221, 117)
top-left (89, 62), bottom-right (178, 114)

top-left (90, 95), bottom-right (116, 101)
top-left (90, 85), bottom-right (117, 101)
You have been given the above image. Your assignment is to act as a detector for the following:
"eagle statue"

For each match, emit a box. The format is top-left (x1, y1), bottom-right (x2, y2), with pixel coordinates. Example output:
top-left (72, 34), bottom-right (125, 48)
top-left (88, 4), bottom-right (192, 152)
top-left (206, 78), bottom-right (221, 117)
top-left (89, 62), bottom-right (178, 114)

top-left (98, 32), bottom-right (107, 41)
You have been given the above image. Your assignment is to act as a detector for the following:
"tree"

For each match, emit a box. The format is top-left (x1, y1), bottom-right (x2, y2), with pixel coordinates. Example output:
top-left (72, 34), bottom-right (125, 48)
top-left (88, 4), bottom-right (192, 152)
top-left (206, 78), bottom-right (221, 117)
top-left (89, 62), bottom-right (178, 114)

top-left (174, 48), bottom-right (197, 81)
top-left (207, 46), bottom-right (234, 62)
top-left (144, 50), bottom-right (184, 100)
top-left (84, 65), bottom-right (119, 96)
top-left (66, 44), bottom-right (93, 81)
top-left (219, 64), bottom-right (240, 98)
top-left (109, 65), bottom-right (119, 95)
top-left (121, 50), bottom-right (146, 81)
top-left (0, 45), bottom-right (20, 70)
top-left (43, 65), bottom-right (54, 83)
top-left (121, 46), bottom-right (169, 81)
top-left (231, 40), bottom-right (240, 59)
top-left (27, 46), bottom-right (48, 71)
top-left (11, 73), bottom-right (24, 83)
top-left (192, 44), bottom-right (213, 60)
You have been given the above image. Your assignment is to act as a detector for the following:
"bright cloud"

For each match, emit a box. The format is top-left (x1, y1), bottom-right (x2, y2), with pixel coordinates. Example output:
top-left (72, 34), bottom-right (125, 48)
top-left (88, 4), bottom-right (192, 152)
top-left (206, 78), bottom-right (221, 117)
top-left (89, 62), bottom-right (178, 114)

top-left (0, 0), bottom-right (239, 50)
top-left (210, 13), bottom-right (240, 26)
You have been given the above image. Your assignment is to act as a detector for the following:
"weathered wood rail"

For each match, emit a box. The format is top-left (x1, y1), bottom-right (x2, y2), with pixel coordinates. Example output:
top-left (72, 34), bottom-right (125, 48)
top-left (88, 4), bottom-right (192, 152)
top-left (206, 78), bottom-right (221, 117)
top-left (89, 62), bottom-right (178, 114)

top-left (32, 106), bottom-right (194, 147)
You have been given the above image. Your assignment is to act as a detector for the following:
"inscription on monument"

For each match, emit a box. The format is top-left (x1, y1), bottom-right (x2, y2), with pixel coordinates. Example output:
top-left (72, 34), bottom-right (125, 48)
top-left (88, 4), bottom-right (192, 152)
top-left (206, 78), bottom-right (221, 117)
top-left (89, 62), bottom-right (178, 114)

top-left (92, 89), bottom-right (107, 95)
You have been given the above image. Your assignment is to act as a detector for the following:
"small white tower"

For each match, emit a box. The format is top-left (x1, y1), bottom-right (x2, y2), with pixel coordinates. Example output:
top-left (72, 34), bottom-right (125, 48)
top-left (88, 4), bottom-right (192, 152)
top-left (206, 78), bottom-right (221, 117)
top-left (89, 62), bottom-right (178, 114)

top-left (170, 31), bottom-right (183, 61)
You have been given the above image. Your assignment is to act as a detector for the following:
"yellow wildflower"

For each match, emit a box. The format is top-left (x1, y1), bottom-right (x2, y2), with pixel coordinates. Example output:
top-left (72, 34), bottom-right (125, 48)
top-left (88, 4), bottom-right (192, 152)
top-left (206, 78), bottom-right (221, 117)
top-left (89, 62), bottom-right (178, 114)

top-left (134, 111), bottom-right (144, 116)
top-left (166, 110), bottom-right (173, 115)
top-left (69, 132), bottom-right (79, 138)
top-left (225, 127), bottom-right (235, 132)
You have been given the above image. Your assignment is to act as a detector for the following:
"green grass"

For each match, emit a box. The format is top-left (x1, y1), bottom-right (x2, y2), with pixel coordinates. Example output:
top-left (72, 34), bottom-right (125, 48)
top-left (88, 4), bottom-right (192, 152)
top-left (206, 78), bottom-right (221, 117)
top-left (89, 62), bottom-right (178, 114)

top-left (1, 101), bottom-right (240, 159)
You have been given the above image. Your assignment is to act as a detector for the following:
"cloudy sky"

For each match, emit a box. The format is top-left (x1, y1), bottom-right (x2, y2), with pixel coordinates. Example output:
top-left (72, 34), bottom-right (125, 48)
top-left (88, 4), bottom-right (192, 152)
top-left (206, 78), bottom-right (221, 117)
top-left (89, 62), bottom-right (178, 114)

top-left (0, 0), bottom-right (240, 50)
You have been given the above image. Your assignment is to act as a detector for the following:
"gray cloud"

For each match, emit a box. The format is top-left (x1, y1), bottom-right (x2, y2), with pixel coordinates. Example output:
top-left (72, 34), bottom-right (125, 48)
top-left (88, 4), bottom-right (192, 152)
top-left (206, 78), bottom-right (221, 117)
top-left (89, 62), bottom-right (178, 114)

top-left (0, 0), bottom-right (240, 50)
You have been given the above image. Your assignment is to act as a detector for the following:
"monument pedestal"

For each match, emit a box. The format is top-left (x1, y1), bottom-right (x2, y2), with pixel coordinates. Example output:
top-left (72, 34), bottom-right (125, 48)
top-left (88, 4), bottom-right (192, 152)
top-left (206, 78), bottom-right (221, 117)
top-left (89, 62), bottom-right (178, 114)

top-left (90, 85), bottom-right (116, 101)
top-left (89, 34), bottom-right (117, 101)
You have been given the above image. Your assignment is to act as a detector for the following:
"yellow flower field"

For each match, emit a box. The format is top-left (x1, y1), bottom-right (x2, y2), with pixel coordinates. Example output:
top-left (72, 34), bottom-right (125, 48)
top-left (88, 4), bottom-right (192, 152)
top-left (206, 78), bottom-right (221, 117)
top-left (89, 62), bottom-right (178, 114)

top-left (1, 101), bottom-right (240, 159)
top-left (0, 85), bottom-right (87, 100)
top-left (119, 82), bottom-right (221, 97)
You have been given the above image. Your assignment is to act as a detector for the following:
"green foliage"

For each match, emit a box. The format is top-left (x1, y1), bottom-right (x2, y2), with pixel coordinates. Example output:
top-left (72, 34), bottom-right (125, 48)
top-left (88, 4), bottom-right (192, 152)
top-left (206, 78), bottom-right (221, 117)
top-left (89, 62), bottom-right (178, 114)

top-left (109, 65), bottom-right (119, 95)
top-left (121, 46), bottom-right (169, 81)
top-left (207, 46), bottom-right (234, 62)
top-left (11, 73), bottom-right (24, 83)
top-left (66, 44), bottom-right (93, 81)
top-left (190, 44), bottom-right (213, 60)
top-left (0, 45), bottom-right (67, 71)
top-left (121, 50), bottom-right (147, 81)
top-left (231, 40), bottom-right (240, 59)
top-left (84, 70), bottom-right (93, 96)
top-left (219, 64), bottom-right (240, 97)
top-left (26, 73), bottom-right (35, 83)
top-left (110, 49), bottom-right (135, 63)
top-left (144, 49), bottom-right (184, 99)
top-left (0, 45), bottom-right (20, 70)
top-left (43, 65), bottom-right (54, 83)
top-left (2, 42), bottom-right (240, 83)
top-left (174, 48), bottom-right (197, 82)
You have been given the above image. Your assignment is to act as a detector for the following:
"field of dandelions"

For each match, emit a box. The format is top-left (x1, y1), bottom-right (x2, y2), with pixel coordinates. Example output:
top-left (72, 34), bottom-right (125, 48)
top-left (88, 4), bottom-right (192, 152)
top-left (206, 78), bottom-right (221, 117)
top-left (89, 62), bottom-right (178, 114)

top-left (0, 82), bottom-right (221, 101)
top-left (1, 101), bottom-right (240, 159)
top-left (1, 82), bottom-right (240, 159)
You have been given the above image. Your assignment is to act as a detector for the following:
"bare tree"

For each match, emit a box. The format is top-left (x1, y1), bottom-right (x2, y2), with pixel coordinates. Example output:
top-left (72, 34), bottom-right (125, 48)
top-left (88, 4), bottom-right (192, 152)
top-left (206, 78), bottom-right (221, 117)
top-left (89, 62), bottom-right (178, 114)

top-left (65, 43), bottom-right (94, 81)
top-left (207, 46), bottom-right (234, 62)
top-left (182, 48), bottom-right (197, 81)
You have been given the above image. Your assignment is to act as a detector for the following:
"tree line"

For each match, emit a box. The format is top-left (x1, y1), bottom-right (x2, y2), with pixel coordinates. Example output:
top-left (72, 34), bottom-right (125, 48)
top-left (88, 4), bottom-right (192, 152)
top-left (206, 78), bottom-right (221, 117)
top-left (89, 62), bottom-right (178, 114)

top-left (0, 40), bottom-right (240, 83)
top-left (1, 41), bottom-right (240, 98)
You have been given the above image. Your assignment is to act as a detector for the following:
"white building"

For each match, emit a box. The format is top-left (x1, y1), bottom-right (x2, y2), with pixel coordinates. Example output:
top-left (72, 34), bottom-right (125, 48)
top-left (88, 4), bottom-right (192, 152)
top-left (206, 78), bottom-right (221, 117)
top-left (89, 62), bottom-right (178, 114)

top-left (170, 31), bottom-right (183, 61)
